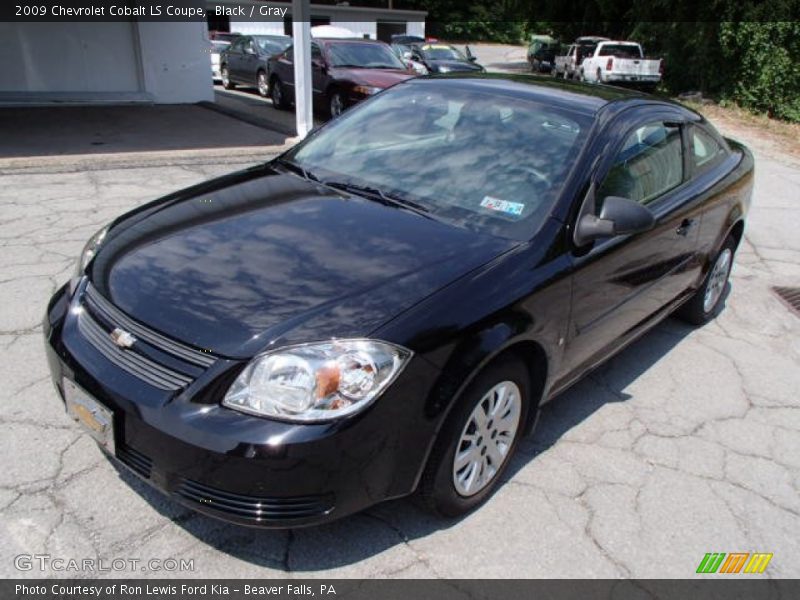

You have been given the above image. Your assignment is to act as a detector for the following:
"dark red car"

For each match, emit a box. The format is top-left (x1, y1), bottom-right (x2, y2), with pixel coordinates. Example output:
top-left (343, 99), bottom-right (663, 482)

top-left (268, 38), bottom-right (415, 118)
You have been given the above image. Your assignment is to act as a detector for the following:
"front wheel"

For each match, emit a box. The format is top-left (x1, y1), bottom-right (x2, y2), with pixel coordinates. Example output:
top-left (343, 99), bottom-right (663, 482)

top-left (221, 66), bottom-right (235, 90)
top-left (270, 78), bottom-right (289, 110)
top-left (256, 70), bottom-right (268, 97)
top-left (418, 356), bottom-right (531, 517)
top-left (328, 91), bottom-right (345, 118)
top-left (676, 236), bottom-right (736, 326)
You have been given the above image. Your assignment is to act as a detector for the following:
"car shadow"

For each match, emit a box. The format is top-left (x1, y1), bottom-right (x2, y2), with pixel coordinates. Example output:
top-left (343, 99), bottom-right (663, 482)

top-left (109, 314), bottom-right (699, 572)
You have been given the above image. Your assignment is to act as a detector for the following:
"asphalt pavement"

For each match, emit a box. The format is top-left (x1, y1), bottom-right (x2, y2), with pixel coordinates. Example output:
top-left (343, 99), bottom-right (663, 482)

top-left (1, 49), bottom-right (798, 579)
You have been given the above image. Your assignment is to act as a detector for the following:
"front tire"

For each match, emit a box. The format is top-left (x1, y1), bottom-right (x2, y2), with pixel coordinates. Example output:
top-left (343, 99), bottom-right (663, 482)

top-left (257, 70), bottom-right (268, 98)
top-left (676, 236), bottom-right (737, 326)
top-left (328, 90), bottom-right (345, 118)
top-left (270, 77), bottom-right (289, 110)
top-left (221, 66), bottom-right (235, 90)
top-left (418, 356), bottom-right (531, 517)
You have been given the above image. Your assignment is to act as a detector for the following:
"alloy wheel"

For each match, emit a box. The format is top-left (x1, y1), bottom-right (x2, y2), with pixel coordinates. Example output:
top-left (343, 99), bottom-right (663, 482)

top-left (452, 380), bottom-right (522, 497)
top-left (258, 72), bottom-right (268, 97)
top-left (703, 248), bottom-right (732, 313)
top-left (330, 93), bottom-right (344, 118)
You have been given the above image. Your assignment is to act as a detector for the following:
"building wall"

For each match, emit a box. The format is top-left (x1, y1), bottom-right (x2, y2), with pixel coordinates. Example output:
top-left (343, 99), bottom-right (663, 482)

top-left (0, 22), bottom-right (213, 104)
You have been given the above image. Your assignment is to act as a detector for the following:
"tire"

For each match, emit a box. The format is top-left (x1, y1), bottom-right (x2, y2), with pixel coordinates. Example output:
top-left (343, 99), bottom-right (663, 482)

top-left (270, 77), bottom-right (289, 110)
top-left (221, 66), bottom-right (235, 90)
top-left (256, 70), bottom-right (268, 98)
top-left (328, 90), bottom-right (345, 118)
top-left (418, 356), bottom-right (532, 517)
top-left (596, 68), bottom-right (603, 84)
top-left (676, 236), bottom-right (737, 326)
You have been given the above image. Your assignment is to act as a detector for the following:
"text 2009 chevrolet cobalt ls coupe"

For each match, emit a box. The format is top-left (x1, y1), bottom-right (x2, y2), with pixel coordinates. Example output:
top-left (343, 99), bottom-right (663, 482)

top-left (45, 74), bottom-right (753, 527)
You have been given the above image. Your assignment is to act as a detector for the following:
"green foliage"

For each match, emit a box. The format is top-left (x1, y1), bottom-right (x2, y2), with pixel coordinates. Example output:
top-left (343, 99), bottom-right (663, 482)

top-left (397, 0), bottom-right (800, 121)
top-left (719, 21), bottom-right (800, 121)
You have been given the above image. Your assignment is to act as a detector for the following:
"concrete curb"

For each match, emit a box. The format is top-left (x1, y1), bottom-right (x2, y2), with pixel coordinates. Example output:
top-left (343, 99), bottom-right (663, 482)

top-left (0, 145), bottom-right (291, 175)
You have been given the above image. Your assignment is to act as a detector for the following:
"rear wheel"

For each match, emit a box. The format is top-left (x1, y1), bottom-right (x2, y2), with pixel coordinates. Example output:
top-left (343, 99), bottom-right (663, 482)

top-left (418, 356), bottom-right (531, 517)
top-left (676, 236), bottom-right (736, 326)
top-left (596, 68), bottom-right (603, 84)
top-left (221, 66), bottom-right (235, 90)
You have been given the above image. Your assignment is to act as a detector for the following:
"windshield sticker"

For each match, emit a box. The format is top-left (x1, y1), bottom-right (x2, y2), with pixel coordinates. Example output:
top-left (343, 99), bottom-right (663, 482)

top-left (480, 196), bottom-right (525, 217)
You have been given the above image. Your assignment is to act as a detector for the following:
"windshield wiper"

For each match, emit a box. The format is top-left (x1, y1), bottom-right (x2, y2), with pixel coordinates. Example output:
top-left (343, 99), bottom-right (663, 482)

top-left (323, 180), bottom-right (435, 219)
top-left (274, 158), bottom-right (319, 182)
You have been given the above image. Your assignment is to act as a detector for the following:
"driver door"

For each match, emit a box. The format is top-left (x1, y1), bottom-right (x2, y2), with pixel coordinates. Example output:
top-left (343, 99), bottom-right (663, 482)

top-left (562, 110), bottom-right (703, 377)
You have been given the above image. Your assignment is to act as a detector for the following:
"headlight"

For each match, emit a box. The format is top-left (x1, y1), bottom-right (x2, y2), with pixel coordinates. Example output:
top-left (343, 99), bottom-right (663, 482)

top-left (223, 340), bottom-right (412, 422)
top-left (437, 66), bottom-right (451, 73)
top-left (70, 225), bottom-right (108, 294)
top-left (353, 85), bottom-right (382, 96)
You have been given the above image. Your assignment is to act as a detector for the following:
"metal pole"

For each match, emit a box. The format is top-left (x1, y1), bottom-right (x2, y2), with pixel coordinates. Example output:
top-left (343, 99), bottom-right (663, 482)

top-left (292, 0), bottom-right (313, 139)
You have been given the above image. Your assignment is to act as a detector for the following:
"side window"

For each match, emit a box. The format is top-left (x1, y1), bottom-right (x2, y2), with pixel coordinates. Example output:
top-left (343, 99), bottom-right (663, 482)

top-left (230, 39), bottom-right (243, 53)
top-left (692, 126), bottom-right (726, 172)
top-left (284, 46), bottom-right (294, 62)
top-left (311, 43), bottom-right (322, 62)
top-left (598, 122), bottom-right (683, 206)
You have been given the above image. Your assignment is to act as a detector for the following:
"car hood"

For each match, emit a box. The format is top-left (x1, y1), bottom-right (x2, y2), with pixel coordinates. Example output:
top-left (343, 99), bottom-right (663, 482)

top-left (329, 67), bottom-right (414, 88)
top-left (428, 60), bottom-right (482, 72)
top-left (89, 166), bottom-right (515, 358)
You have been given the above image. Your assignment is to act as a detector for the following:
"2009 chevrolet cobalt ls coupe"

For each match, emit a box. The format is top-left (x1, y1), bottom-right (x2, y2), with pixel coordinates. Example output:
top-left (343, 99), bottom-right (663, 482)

top-left (45, 74), bottom-right (753, 527)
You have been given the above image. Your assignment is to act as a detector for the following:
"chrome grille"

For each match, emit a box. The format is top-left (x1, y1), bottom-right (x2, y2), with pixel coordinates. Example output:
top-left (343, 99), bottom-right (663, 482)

top-left (175, 478), bottom-right (335, 521)
top-left (84, 283), bottom-right (214, 367)
top-left (77, 308), bottom-right (193, 391)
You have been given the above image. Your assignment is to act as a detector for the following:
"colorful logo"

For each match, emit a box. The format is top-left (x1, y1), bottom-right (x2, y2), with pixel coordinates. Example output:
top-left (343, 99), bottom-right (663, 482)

top-left (696, 552), bottom-right (773, 574)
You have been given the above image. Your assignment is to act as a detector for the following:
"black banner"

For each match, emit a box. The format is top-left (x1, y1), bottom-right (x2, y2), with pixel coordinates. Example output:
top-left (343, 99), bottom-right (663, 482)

top-left (4, 580), bottom-right (800, 600)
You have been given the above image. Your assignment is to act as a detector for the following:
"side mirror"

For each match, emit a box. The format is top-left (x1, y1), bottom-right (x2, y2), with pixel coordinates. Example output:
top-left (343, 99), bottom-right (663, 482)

top-left (574, 195), bottom-right (655, 246)
top-left (468, 55), bottom-right (478, 63)
top-left (312, 59), bottom-right (327, 72)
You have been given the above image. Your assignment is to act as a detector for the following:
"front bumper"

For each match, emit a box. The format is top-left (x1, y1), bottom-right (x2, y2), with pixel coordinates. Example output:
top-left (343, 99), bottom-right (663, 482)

top-left (44, 282), bottom-right (441, 528)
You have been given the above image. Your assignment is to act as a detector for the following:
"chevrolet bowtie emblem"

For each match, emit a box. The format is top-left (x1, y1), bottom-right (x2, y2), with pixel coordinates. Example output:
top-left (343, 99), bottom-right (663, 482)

top-left (110, 327), bottom-right (137, 349)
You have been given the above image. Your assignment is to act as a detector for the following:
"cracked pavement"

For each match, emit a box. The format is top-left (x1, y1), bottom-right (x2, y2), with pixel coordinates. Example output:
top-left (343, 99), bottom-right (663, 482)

top-left (1, 120), bottom-right (799, 579)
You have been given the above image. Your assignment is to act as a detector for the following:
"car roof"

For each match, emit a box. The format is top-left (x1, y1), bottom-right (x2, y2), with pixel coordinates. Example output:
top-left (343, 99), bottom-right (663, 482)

top-left (405, 73), bottom-right (677, 116)
top-left (315, 38), bottom-right (387, 44)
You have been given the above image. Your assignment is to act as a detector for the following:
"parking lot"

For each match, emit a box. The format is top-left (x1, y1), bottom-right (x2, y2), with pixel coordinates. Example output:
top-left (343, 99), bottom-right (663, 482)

top-left (1, 71), bottom-right (799, 578)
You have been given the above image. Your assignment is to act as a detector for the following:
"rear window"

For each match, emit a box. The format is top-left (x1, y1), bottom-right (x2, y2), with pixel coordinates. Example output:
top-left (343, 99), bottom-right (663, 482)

top-left (598, 44), bottom-right (642, 59)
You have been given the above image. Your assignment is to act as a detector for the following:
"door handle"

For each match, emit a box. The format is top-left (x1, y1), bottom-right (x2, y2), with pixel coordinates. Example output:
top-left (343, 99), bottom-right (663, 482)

top-left (676, 218), bottom-right (695, 236)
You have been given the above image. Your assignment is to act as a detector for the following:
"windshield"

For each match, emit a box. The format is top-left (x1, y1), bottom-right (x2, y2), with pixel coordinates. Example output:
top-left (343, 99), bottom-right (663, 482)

top-left (420, 44), bottom-right (465, 61)
top-left (598, 44), bottom-right (642, 59)
top-left (287, 82), bottom-right (590, 240)
top-left (327, 42), bottom-right (406, 69)
top-left (254, 36), bottom-right (291, 55)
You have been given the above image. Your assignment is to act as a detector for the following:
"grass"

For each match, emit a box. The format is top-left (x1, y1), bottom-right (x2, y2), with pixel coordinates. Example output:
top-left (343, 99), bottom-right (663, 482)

top-left (679, 99), bottom-right (800, 160)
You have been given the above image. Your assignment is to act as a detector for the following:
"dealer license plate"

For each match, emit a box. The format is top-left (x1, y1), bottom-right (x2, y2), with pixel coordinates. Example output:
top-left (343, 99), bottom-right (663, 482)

top-left (64, 379), bottom-right (115, 454)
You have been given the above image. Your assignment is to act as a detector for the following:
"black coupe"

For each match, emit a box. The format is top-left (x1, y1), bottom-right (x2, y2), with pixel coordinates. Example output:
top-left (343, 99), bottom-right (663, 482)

top-left (44, 75), bottom-right (753, 527)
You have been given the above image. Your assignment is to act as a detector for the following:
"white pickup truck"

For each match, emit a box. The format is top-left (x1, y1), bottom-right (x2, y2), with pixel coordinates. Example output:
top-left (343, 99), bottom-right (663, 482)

top-left (579, 41), bottom-right (662, 89)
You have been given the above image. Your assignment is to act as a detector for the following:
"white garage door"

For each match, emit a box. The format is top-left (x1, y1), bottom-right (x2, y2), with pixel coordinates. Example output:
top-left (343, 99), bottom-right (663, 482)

top-left (0, 23), bottom-right (143, 97)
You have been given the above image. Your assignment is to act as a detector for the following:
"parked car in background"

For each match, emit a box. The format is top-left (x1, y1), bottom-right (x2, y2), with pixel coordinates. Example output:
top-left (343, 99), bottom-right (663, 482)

top-left (527, 35), bottom-right (559, 73)
top-left (553, 36), bottom-right (609, 79)
top-left (220, 34), bottom-right (292, 97)
top-left (579, 41), bottom-right (663, 90)
top-left (209, 40), bottom-right (230, 83)
top-left (45, 74), bottom-right (753, 528)
top-left (390, 34), bottom-right (427, 45)
top-left (391, 43), bottom-right (428, 74)
top-left (268, 38), bottom-right (414, 117)
top-left (408, 43), bottom-right (484, 73)
top-left (209, 31), bottom-right (241, 43)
